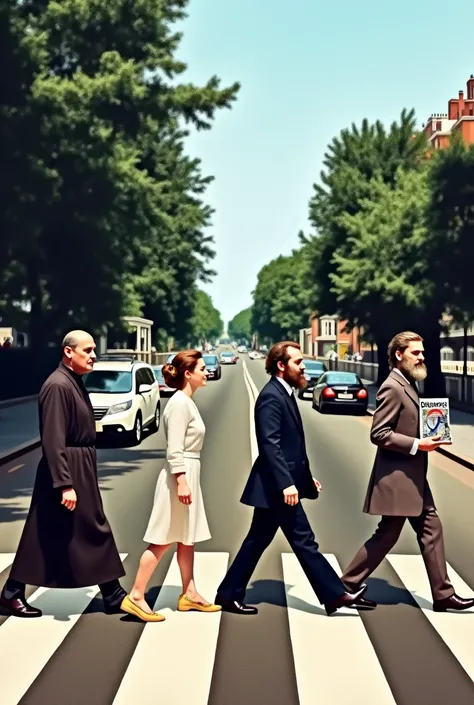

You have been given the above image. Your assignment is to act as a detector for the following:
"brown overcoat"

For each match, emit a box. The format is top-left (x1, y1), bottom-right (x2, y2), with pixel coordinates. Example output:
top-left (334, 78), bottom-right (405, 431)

top-left (9, 363), bottom-right (125, 588)
top-left (363, 369), bottom-right (434, 517)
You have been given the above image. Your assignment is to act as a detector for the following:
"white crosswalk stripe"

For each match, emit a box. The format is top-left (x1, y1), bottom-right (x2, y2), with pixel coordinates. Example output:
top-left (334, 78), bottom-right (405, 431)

top-left (112, 552), bottom-right (228, 704)
top-left (0, 553), bottom-right (128, 705)
top-left (282, 553), bottom-right (397, 704)
top-left (1, 551), bottom-right (474, 704)
top-left (387, 554), bottom-right (474, 681)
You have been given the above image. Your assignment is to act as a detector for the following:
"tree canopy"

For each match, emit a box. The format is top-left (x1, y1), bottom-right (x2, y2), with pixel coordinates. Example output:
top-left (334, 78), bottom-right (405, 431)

top-left (228, 307), bottom-right (252, 343)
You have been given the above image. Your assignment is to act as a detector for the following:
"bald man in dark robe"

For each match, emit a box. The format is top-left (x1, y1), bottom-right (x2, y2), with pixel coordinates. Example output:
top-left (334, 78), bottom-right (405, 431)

top-left (0, 331), bottom-right (126, 618)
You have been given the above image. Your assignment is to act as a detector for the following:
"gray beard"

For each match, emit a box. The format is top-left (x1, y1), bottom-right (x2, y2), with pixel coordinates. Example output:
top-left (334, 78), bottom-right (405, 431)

top-left (399, 360), bottom-right (427, 382)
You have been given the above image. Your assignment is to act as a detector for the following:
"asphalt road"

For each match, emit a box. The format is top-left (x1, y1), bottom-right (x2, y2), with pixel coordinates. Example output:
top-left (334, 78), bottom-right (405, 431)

top-left (2, 355), bottom-right (474, 704)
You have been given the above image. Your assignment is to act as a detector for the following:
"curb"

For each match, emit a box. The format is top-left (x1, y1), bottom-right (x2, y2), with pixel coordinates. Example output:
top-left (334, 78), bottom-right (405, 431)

top-left (0, 438), bottom-right (41, 466)
top-left (365, 407), bottom-right (474, 472)
top-left (0, 395), bottom-right (37, 409)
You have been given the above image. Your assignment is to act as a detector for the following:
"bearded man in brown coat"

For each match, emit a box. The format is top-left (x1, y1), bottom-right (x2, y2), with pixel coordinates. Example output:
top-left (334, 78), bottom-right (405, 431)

top-left (341, 331), bottom-right (474, 612)
top-left (0, 331), bottom-right (126, 618)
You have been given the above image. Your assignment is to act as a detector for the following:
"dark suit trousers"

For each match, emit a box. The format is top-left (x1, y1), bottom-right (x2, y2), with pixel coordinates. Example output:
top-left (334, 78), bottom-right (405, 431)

top-left (217, 504), bottom-right (345, 605)
top-left (342, 506), bottom-right (454, 601)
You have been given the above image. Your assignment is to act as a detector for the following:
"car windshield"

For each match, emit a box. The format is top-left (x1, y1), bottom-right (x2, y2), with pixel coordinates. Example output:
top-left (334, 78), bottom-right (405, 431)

top-left (326, 373), bottom-right (360, 385)
top-left (222, 352), bottom-right (233, 356)
top-left (203, 355), bottom-right (217, 365)
top-left (304, 361), bottom-right (325, 371)
top-left (83, 370), bottom-right (133, 393)
top-left (153, 367), bottom-right (164, 381)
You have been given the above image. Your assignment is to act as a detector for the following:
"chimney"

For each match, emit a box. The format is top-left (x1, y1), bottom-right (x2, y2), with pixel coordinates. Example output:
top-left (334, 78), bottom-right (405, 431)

top-left (467, 75), bottom-right (474, 100)
top-left (459, 90), bottom-right (465, 116)
top-left (448, 98), bottom-right (459, 120)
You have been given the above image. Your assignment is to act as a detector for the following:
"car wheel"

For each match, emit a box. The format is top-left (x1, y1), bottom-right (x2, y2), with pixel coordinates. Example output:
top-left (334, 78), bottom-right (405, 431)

top-left (150, 403), bottom-right (161, 432)
top-left (130, 413), bottom-right (142, 445)
top-left (298, 389), bottom-right (305, 400)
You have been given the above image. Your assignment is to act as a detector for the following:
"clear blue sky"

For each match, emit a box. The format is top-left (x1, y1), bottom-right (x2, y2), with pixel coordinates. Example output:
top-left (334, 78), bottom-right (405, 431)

top-left (176, 0), bottom-right (474, 328)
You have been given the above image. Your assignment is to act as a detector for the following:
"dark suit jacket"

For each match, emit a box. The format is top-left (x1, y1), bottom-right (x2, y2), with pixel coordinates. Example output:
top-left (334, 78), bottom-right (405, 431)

top-left (240, 377), bottom-right (318, 509)
top-left (363, 369), bottom-right (433, 517)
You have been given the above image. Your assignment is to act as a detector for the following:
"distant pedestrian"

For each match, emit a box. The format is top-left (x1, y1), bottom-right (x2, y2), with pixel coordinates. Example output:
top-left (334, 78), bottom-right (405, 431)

top-left (340, 331), bottom-right (474, 612)
top-left (0, 331), bottom-right (126, 618)
top-left (121, 350), bottom-right (221, 622)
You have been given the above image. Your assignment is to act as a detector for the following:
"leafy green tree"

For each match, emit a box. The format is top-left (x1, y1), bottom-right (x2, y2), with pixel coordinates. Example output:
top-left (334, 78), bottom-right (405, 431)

top-left (188, 290), bottom-right (222, 346)
top-left (0, 0), bottom-right (239, 350)
top-left (303, 110), bottom-right (427, 381)
top-left (228, 307), bottom-right (252, 343)
top-left (251, 251), bottom-right (310, 343)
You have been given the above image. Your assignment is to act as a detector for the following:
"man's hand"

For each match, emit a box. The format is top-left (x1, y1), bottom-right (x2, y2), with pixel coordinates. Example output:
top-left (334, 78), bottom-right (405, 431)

top-left (283, 485), bottom-right (299, 505)
top-left (418, 435), bottom-right (451, 452)
top-left (61, 488), bottom-right (77, 511)
top-left (313, 478), bottom-right (323, 492)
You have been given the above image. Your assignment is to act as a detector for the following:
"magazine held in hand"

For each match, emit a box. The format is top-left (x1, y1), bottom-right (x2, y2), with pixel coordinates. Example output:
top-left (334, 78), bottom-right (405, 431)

top-left (419, 398), bottom-right (452, 443)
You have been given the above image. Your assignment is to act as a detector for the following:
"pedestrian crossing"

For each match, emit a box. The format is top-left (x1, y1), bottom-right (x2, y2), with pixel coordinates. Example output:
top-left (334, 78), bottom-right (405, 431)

top-left (1, 551), bottom-right (474, 704)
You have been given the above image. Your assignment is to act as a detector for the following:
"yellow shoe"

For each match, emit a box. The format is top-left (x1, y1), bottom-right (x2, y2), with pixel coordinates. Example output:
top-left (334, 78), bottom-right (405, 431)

top-left (177, 594), bottom-right (222, 613)
top-left (120, 595), bottom-right (166, 622)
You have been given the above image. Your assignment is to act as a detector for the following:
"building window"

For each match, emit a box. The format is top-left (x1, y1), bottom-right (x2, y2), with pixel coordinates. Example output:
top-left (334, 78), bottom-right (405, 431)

top-left (322, 319), bottom-right (336, 337)
top-left (440, 346), bottom-right (454, 361)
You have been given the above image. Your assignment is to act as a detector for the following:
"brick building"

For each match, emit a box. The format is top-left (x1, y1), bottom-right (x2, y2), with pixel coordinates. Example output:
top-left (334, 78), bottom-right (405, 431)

top-left (299, 314), bottom-right (373, 359)
top-left (423, 74), bottom-right (474, 149)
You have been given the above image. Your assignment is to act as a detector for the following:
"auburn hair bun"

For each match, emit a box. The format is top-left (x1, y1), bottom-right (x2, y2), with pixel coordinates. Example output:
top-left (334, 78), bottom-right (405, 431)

top-left (161, 350), bottom-right (203, 390)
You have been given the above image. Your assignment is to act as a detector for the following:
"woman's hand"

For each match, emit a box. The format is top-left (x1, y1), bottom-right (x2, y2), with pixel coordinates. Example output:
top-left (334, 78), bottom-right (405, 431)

top-left (176, 474), bottom-right (192, 505)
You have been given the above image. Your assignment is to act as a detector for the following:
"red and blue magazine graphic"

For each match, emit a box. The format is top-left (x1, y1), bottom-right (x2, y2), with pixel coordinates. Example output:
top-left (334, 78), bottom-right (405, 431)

top-left (419, 398), bottom-right (452, 443)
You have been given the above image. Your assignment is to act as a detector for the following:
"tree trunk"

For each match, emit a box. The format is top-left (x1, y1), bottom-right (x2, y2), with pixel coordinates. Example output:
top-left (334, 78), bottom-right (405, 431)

top-left (375, 337), bottom-right (390, 385)
top-left (419, 317), bottom-right (445, 397)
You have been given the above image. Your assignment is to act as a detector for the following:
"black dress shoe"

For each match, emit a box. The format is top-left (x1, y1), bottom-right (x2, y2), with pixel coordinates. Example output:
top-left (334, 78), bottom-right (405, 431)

top-left (433, 594), bottom-right (474, 612)
top-left (325, 585), bottom-right (368, 616)
top-left (0, 595), bottom-right (42, 618)
top-left (215, 595), bottom-right (258, 615)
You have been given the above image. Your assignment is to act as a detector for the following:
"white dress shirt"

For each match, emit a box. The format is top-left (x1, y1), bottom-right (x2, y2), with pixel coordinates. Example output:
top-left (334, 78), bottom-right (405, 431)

top-left (393, 368), bottom-right (419, 455)
top-left (275, 376), bottom-right (293, 396)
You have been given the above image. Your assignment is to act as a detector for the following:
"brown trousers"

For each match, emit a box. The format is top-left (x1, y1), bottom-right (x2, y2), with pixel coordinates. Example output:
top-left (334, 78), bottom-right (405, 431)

top-left (342, 506), bottom-right (454, 601)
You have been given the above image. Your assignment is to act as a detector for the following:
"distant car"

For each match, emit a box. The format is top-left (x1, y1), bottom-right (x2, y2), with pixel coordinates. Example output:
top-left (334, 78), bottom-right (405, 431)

top-left (248, 350), bottom-right (264, 360)
top-left (220, 351), bottom-right (238, 364)
top-left (84, 356), bottom-right (161, 444)
top-left (203, 354), bottom-right (221, 379)
top-left (152, 365), bottom-right (176, 396)
top-left (166, 353), bottom-right (176, 363)
top-left (312, 371), bottom-right (368, 414)
top-left (298, 359), bottom-right (328, 399)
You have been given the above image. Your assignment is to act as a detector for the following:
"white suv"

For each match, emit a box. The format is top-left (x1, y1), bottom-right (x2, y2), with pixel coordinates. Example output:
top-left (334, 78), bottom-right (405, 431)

top-left (83, 356), bottom-right (161, 445)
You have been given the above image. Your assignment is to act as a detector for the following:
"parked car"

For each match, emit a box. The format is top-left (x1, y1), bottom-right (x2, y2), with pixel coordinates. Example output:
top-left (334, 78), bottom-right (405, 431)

top-left (152, 365), bottom-right (176, 396)
top-left (298, 359), bottom-right (328, 399)
top-left (248, 350), bottom-right (264, 360)
top-left (220, 351), bottom-right (238, 364)
top-left (203, 354), bottom-right (221, 379)
top-left (83, 355), bottom-right (161, 444)
top-left (312, 371), bottom-right (368, 414)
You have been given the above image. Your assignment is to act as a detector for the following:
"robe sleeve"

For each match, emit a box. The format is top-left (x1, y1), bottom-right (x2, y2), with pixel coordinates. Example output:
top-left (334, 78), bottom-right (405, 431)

top-left (40, 383), bottom-right (73, 489)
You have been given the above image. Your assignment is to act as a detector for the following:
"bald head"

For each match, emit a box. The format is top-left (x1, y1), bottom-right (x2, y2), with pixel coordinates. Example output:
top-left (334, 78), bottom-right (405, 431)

top-left (61, 330), bottom-right (94, 352)
top-left (62, 330), bottom-right (96, 375)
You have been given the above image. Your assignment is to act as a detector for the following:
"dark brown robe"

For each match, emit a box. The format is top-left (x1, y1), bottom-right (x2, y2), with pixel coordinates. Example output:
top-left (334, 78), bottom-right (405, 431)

top-left (9, 362), bottom-right (125, 588)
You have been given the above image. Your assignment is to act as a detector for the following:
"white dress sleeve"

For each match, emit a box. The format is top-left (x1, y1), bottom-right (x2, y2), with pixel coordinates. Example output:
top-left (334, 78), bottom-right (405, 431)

top-left (166, 397), bottom-right (191, 475)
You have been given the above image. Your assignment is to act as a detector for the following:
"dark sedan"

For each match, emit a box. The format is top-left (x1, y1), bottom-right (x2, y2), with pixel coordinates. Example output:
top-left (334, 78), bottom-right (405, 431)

top-left (203, 354), bottom-right (221, 380)
top-left (298, 359), bottom-right (328, 399)
top-left (312, 371), bottom-right (368, 414)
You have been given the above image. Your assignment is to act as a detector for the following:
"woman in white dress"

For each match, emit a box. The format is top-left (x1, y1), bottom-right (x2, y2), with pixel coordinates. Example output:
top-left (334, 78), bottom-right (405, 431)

top-left (120, 349), bottom-right (221, 622)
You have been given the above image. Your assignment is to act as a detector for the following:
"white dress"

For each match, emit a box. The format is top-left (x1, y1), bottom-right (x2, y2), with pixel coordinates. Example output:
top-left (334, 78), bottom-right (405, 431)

top-left (143, 390), bottom-right (211, 546)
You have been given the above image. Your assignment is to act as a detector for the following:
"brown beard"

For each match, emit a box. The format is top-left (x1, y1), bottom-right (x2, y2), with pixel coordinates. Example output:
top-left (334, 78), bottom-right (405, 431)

top-left (399, 359), bottom-right (427, 382)
top-left (283, 368), bottom-right (307, 389)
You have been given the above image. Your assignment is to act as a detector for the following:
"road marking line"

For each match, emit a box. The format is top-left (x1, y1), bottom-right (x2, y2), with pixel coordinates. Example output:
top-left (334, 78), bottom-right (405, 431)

top-left (113, 552), bottom-right (228, 705)
top-left (0, 554), bottom-right (16, 574)
top-left (281, 553), bottom-right (396, 704)
top-left (0, 553), bottom-right (128, 705)
top-left (7, 464), bottom-right (23, 473)
top-left (242, 361), bottom-right (258, 463)
top-left (387, 554), bottom-right (474, 681)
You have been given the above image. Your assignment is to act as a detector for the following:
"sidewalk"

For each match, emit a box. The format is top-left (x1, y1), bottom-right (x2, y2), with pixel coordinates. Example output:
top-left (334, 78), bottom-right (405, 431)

top-left (365, 383), bottom-right (474, 465)
top-left (0, 398), bottom-right (40, 462)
